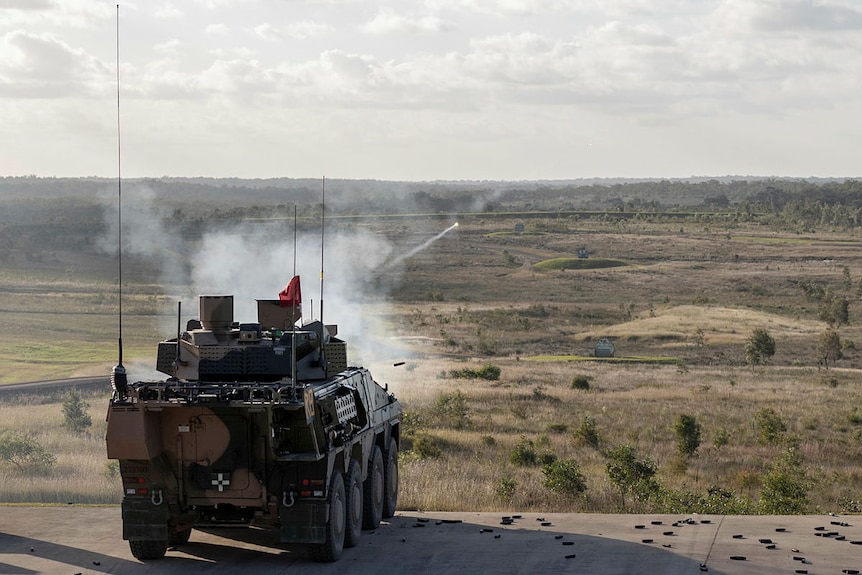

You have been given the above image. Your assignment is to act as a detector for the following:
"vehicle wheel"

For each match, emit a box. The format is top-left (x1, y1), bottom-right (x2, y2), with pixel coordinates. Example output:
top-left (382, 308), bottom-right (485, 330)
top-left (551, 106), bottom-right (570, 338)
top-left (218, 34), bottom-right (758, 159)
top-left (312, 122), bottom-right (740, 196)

top-left (168, 527), bottom-right (192, 546)
top-left (129, 539), bottom-right (168, 561)
top-left (344, 459), bottom-right (363, 548)
top-left (309, 471), bottom-right (346, 563)
top-left (383, 436), bottom-right (399, 518)
top-left (362, 445), bottom-right (383, 530)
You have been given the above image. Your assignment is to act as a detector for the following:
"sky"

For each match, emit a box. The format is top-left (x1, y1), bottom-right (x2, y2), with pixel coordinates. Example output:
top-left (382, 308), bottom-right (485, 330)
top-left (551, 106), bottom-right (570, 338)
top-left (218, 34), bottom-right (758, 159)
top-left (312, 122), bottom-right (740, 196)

top-left (1, 0), bottom-right (861, 181)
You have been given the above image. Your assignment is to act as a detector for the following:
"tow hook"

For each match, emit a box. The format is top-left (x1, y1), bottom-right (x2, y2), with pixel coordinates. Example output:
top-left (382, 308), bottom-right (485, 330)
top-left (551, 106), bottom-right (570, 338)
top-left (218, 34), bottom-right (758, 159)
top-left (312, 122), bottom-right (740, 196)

top-left (151, 488), bottom-right (164, 506)
top-left (282, 491), bottom-right (295, 508)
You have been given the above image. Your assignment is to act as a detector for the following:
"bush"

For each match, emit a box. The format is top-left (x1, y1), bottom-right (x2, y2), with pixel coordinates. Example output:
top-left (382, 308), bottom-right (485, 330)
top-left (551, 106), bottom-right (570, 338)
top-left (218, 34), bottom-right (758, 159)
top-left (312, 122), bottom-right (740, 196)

top-left (571, 375), bottom-right (591, 390)
top-left (542, 459), bottom-right (587, 497)
top-left (432, 390), bottom-right (472, 429)
top-left (712, 428), bottom-right (730, 449)
top-left (62, 389), bottom-right (92, 435)
top-left (572, 416), bottom-right (601, 449)
top-left (657, 485), bottom-right (755, 515)
top-left (755, 407), bottom-right (787, 445)
top-left (0, 432), bottom-right (56, 474)
top-left (103, 460), bottom-right (120, 479)
top-left (674, 414), bottom-right (702, 457)
top-left (509, 436), bottom-right (537, 466)
top-left (546, 423), bottom-right (568, 434)
top-left (759, 446), bottom-right (810, 514)
top-left (448, 363), bottom-right (501, 381)
top-left (605, 444), bottom-right (659, 509)
top-left (412, 434), bottom-right (442, 459)
top-left (496, 477), bottom-right (517, 500)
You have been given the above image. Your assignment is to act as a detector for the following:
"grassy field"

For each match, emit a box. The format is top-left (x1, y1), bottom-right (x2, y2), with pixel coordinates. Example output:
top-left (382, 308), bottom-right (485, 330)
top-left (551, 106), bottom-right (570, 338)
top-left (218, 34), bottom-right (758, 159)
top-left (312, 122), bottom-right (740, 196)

top-left (1, 214), bottom-right (861, 513)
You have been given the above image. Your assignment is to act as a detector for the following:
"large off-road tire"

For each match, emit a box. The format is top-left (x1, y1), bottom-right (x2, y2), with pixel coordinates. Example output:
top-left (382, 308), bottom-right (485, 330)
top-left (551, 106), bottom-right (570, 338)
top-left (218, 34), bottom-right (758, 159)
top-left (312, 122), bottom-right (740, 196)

top-left (362, 445), bottom-right (384, 530)
top-left (344, 459), bottom-right (363, 548)
top-left (129, 539), bottom-right (168, 561)
top-left (168, 527), bottom-right (192, 546)
top-left (383, 436), bottom-right (399, 518)
top-left (309, 472), bottom-right (346, 563)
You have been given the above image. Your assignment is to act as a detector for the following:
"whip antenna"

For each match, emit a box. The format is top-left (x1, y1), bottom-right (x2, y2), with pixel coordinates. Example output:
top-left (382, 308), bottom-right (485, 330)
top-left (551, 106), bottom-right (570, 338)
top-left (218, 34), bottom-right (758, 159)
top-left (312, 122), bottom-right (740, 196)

top-left (291, 205), bottom-right (298, 382)
top-left (110, 3), bottom-right (128, 399)
top-left (319, 176), bottom-right (325, 324)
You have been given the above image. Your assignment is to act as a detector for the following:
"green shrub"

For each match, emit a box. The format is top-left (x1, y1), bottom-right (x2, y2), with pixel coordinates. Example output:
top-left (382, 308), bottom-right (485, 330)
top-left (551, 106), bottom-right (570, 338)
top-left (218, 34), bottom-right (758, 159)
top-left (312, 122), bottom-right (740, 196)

top-left (103, 460), bottom-right (120, 479)
top-left (755, 407), bottom-right (787, 444)
top-left (571, 375), bottom-right (591, 390)
top-left (62, 389), bottom-right (92, 435)
top-left (412, 434), bottom-right (442, 459)
top-left (432, 390), bottom-right (472, 429)
top-left (496, 477), bottom-right (517, 500)
top-left (448, 363), bottom-right (501, 381)
top-left (759, 446), bottom-right (810, 514)
top-left (572, 416), bottom-right (601, 449)
top-left (480, 435), bottom-right (497, 446)
top-left (509, 436), bottom-right (537, 466)
top-left (674, 414), bottom-right (702, 457)
top-left (657, 485), bottom-right (755, 515)
top-left (605, 444), bottom-right (659, 509)
top-left (542, 459), bottom-right (587, 497)
top-left (712, 428), bottom-right (730, 449)
top-left (0, 432), bottom-right (56, 474)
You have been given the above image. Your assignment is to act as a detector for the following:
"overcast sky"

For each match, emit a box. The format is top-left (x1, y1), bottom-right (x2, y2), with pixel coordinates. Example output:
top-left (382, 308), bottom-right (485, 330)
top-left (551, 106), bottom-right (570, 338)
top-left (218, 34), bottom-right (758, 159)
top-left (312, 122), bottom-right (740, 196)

top-left (1, 0), bottom-right (861, 181)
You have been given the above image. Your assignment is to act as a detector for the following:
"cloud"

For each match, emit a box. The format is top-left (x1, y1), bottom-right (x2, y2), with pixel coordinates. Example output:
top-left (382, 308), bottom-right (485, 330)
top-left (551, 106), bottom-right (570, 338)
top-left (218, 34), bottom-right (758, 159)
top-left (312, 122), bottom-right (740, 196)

top-left (741, 0), bottom-right (862, 32)
top-left (363, 8), bottom-right (451, 34)
top-left (0, 30), bottom-right (109, 98)
top-left (154, 39), bottom-right (183, 53)
top-left (254, 23), bottom-right (283, 42)
top-left (427, 0), bottom-right (571, 17)
top-left (192, 0), bottom-right (256, 8)
top-left (154, 3), bottom-right (184, 19)
top-left (206, 23), bottom-right (229, 34)
top-left (0, 0), bottom-right (55, 9)
top-left (0, 0), bottom-right (112, 27)
top-left (285, 21), bottom-right (332, 39)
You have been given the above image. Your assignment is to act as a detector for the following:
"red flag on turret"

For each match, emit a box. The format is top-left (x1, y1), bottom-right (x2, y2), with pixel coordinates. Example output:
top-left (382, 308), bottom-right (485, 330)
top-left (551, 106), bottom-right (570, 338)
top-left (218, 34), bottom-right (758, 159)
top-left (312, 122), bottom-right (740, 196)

top-left (279, 275), bottom-right (301, 308)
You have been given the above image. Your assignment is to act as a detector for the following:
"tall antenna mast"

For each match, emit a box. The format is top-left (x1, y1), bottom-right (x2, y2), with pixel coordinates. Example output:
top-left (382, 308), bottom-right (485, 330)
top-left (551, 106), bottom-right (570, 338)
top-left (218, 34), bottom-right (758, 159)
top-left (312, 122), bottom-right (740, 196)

top-left (291, 205), bottom-right (298, 382)
top-left (319, 176), bottom-right (325, 324)
top-left (110, 3), bottom-right (128, 399)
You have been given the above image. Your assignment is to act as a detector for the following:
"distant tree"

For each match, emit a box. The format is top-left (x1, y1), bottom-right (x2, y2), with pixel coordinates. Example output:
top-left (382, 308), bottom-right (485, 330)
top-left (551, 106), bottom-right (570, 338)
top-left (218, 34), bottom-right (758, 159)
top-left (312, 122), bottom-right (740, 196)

top-left (674, 414), bottom-right (702, 458)
top-left (819, 293), bottom-right (850, 327)
top-left (606, 445), bottom-right (659, 510)
top-left (817, 329), bottom-right (843, 369)
top-left (746, 328), bottom-right (776, 365)
top-left (62, 389), bottom-right (92, 435)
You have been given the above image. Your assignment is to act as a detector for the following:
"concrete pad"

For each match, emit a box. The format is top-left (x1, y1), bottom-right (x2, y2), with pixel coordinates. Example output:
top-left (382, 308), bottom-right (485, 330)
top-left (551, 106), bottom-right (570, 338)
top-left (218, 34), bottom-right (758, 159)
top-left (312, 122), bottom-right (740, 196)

top-left (0, 506), bottom-right (860, 574)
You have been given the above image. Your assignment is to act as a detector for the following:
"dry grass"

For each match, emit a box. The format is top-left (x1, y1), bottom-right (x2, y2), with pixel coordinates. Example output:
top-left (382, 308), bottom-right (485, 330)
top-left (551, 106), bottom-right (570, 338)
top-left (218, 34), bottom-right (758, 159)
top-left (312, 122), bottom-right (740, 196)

top-left (396, 358), bottom-right (862, 514)
top-left (0, 391), bottom-right (119, 503)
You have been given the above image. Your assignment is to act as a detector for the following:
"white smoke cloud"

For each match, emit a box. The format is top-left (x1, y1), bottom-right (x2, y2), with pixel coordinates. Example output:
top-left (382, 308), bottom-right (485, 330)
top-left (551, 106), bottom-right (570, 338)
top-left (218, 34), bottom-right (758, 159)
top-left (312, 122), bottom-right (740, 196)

top-left (97, 183), bottom-right (187, 296)
top-left (190, 222), bottom-right (403, 365)
top-left (99, 186), bottom-right (414, 366)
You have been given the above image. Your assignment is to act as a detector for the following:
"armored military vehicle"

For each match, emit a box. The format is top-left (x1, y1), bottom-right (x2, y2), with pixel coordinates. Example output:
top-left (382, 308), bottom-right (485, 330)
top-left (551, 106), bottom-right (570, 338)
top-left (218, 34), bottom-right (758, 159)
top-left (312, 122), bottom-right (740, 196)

top-left (106, 283), bottom-right (402, 562)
